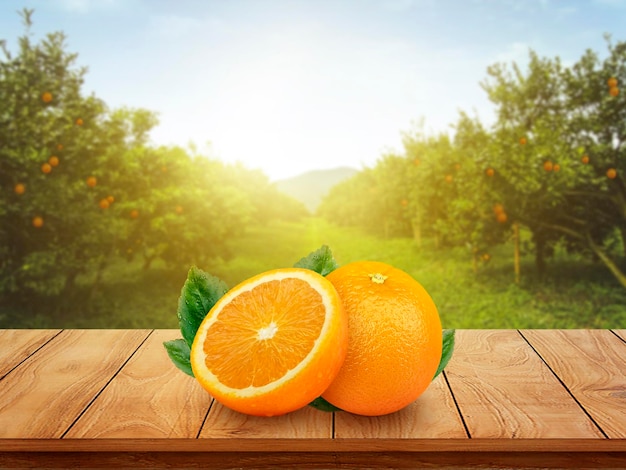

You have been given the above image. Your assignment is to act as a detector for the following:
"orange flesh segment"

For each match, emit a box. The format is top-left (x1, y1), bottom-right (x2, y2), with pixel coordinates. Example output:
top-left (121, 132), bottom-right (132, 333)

top-left (203, 278), bottom-right (325, 389)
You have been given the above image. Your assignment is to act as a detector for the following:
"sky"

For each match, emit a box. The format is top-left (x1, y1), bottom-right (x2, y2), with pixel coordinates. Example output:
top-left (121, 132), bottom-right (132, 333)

top-left (1, 0), bottom-right (625, 181)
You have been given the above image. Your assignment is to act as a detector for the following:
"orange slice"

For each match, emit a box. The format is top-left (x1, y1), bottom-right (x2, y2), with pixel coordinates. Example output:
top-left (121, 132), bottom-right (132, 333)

top-left (190, 268), bottom-right (348, 417)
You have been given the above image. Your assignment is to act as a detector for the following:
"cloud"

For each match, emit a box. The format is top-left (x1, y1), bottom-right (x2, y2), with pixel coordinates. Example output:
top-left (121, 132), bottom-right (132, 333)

top-left (147, 14), bottom-right (230, 39)
top-left (55, 0), bottom-right (122, 13)
top-left (494, 42), bottom-right (532, 66)
top-left (593, 0), bottom-right (626, 8)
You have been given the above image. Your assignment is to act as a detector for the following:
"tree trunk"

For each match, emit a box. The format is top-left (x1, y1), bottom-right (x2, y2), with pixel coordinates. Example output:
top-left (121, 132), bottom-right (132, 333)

top-left (513, 222), bottom-right (521, 284)
top-left (587, 234), bottom-right (626, 289)
top-left (143, 254), bottom-right (156, 271)
top-left (620, 226), bottom-right (626, 256)
top-left (535, 234), bottom-right (546, 276)
top-left (411, 218), bottom-right (421, 247)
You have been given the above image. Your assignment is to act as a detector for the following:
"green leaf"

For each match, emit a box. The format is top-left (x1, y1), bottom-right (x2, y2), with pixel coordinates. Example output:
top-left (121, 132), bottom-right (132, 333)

top-left (433, 329), bottom-right (455, 380)
top-left (163, 339), bottom-right (194, 377)
top-left (178, 266), bottom-right (228, 348)
top-left (293, 245), bottom-right (338, 276)
top-left (308, 396), bottom-right (343, 412)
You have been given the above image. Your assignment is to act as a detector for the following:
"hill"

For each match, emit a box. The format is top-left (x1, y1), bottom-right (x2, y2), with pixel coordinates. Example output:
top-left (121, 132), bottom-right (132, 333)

top-left (274, 167), bottom-right (358, 213)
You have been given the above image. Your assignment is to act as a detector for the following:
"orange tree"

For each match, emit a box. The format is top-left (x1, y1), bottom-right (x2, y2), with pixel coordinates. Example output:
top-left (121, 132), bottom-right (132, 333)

top-left (0, 10), bottom-right (307, 317)
top-left (482, 41), bottom-right (626, 285)
top-left (0, 9), bottom-right (127, 300)
top-left (480, 49), bottom-right (601, 275)
top-left (558, 37), bottom-right (626, 285)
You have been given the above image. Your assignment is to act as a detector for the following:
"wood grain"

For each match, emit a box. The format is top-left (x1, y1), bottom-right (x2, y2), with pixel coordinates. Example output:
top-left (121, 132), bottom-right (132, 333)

top-left (0, 329), bottom-right (150, 438)
top-left (334, 373), bottom-right (467, 438)
top-left (65, 330), bottom-right (211, 439)
top-left (521, 329), bottom-right (626, 438)
top-left (0, 329), bottom-right (61, 379)
top-left (613, 329), bottom-right (626, 343)
top-left (444, 330), bottom-right (603, 439)
top-left (200, 402), bottom-right (332, 439)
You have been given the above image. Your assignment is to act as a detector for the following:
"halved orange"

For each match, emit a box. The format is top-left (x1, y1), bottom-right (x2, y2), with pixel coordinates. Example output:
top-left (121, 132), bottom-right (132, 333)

top-left (190, 268), bottom-right (348, 417)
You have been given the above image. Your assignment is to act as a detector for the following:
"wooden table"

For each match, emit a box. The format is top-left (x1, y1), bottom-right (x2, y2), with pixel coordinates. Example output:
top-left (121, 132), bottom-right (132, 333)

top-left (0, 329), bottom-right (624, 469)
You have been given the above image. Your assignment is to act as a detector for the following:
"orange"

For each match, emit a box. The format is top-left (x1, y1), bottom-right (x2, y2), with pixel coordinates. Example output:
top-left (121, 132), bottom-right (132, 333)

top-left (610, 86), bottom-right (619, 97)
top-left (57, 143), bottom-right (64, 151)
top-left (32, 216), bottom-right (44, 228)
top-left (175, 205), bottom-right (184, 214)
top-left (322, 261), bottom-right (442, 416)
top-left (99, 198), bottom-right (110, 209)
top-left (41, 92), bottom-right (52, 103)
top-left (76, 117), bottom-right (84, 126)
top-left (14, 183), bottom-right (25, 195)
top-left (519, 137), bottom-right (527, 145)
top-left (107, 195), bottom-right (115, 203)
top-left (581, 155), bottom-right (590, 164)
top-left (130, 209), bottom-right (139, 219)
top-left (608, 77), bottom-right (618, 88)
top-left (41, 163), bottom-right (52, 174)
top-left (86, 176), bottom-right (97, 188)
top-left (493, 203), bottom-right (505, 215)
top-left (482, 253), bottom-right (491, 261)
top-left (497, 212), bottom-right (508, 223)
top-left (49, 156), bottom-right (59, 167)
top-left (543, 161), bottom-right (553, 172)
top-left (444, 174), bottom-right (453, 183)
top-left (553, 163), bottom-right (561, 172)
top-left (485, 168), bottom-right (495, 177)
top-left (190, 268), bottom-right (348, 417)
top-left (607, 168), bottom-right (617, 179)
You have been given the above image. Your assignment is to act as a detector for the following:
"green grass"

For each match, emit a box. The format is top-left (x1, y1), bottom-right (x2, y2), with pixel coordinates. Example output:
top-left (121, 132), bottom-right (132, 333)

top-left (2, 217), bottom-right (626, 329)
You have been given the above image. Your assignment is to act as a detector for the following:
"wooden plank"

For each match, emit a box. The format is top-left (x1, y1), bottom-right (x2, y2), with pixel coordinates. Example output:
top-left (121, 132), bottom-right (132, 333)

top-left (521, 329), bottom-right (626, 439)
top-left (444, 330), bottom-right (603, 439)
top-left (0, 329), bottom-right (150, 438)
top-left (334, 373), bottom-right (467, 438)
top-left (199, 402), bottom-right (332, 439)
top-left (65, 330), bottom-right (211, 439)
top-left (1, 449), bottom-right (625, 469)
top-left (613, 329), bottom-right (626, 343)
top-left (0, 329), bottom-right (61, 379)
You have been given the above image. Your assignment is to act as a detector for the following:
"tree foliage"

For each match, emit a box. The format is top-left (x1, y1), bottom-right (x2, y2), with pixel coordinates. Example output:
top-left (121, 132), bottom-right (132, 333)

top-left (320, 37), bottom-right (626, 286)
top-left (0, 10), bottom-right (307, 311)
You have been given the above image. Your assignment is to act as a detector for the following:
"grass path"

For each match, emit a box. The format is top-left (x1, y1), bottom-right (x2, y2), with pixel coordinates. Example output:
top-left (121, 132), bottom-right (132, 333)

top-left (3, 217), bottom-right (625, 328)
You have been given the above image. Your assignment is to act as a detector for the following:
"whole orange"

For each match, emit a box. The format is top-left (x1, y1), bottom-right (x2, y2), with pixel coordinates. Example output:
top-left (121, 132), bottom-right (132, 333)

top-left (322, 261), bottom-right (442, 416)
top-left (608, 77), bottom-right (618, 88)
top-left (485, 168), bottom-right (495, 177)
top-left (609, 86), bottom-right (620, 97)
top-left (41, 163), bottom-right (52, 174)
top-left (607, 168), bottom-right (617, 179)
top-left (14, 183), bottom-right (26, 195)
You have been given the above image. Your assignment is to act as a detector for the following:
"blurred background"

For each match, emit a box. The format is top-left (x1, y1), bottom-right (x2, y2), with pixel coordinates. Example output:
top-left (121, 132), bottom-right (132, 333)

top-left (2, 0), bottom-right (626, 329)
